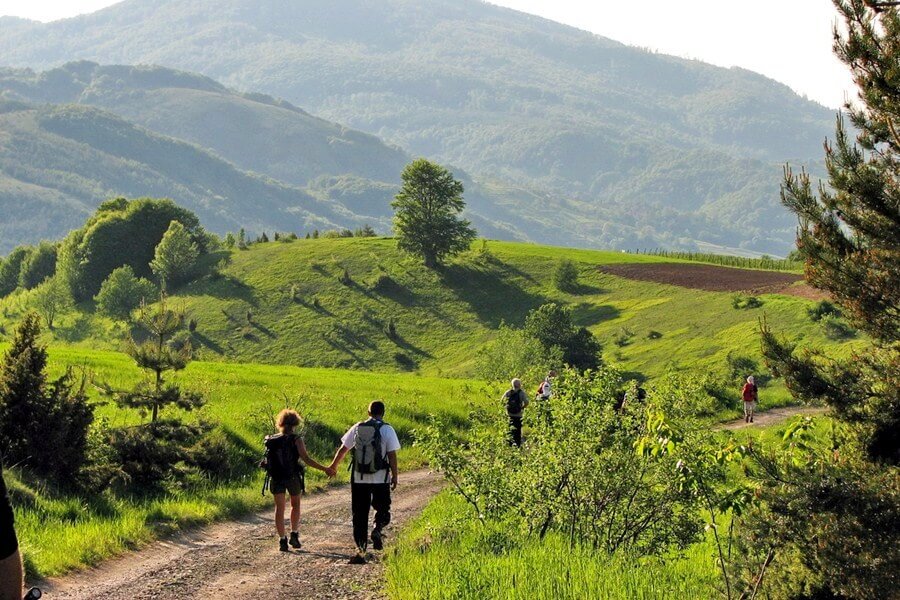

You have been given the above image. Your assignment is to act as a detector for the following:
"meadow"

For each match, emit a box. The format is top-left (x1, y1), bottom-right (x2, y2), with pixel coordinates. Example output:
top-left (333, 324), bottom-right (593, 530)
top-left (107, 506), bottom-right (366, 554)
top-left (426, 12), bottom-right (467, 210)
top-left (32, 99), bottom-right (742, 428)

top-left (6, 345), bottom-right (484, 578)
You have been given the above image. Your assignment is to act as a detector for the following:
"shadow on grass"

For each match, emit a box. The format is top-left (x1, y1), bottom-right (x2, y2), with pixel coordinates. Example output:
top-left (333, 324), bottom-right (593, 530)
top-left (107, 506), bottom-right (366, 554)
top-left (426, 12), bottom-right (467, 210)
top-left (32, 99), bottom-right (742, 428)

top-left (438, 261), bottom-right (546, 328)
top-left (186, 272), bottom-right (257, 306)
top-left (192, 331), bottom-right (224, 355)
top-left (390, 332), bottom-right (433, 358)
top-left (372, 276), bottom-right (417, 307)
top-left (251, 321), bottom-right (277, 339)
top-left (571, 302), bottom-right (620, 326)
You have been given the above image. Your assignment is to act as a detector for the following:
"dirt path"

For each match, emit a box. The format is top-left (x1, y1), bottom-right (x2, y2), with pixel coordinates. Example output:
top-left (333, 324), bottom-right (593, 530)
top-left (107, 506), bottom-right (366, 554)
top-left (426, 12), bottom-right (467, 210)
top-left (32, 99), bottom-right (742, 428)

top-left (717, 405), bottom-right (826, 431)
top-left (38, 470), bottom-right (443, 600)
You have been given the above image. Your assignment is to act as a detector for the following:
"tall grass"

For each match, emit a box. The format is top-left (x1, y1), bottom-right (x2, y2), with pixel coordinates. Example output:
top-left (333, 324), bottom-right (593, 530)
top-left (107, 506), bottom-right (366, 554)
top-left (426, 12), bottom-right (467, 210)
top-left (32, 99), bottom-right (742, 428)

top-left (386, 493), bottom-right (718, 600)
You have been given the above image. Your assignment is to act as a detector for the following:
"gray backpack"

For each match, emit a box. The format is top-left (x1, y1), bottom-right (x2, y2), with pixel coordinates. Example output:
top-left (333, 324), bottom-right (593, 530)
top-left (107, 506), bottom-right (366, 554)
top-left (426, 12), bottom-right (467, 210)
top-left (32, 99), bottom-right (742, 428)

top-left (353, 419), bottom-right (390, 475)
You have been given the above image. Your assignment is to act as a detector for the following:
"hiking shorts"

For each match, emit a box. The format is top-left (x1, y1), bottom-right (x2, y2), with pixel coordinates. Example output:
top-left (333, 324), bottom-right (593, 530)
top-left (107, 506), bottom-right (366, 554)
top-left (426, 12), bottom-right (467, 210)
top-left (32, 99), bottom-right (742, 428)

top-left (271, 476), bottom-right (304, 496)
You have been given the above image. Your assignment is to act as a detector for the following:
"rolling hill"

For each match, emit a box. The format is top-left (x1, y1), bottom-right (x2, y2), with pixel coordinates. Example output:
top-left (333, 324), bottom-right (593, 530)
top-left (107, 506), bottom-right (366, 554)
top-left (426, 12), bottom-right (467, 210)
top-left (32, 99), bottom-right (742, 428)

top-left (0, 0), bottom-right (837, 255)
top-left (0, 100), bottom-right (381, 252)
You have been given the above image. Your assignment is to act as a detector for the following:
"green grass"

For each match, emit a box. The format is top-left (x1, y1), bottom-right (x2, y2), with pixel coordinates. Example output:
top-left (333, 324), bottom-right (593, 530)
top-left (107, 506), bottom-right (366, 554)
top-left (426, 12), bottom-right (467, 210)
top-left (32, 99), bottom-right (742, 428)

top-left (6, 346), bottom-right (485, 579)
top-left (386, 492), bottom-right (719, 600)
top-left (0, 238), bottom-right (860, 397)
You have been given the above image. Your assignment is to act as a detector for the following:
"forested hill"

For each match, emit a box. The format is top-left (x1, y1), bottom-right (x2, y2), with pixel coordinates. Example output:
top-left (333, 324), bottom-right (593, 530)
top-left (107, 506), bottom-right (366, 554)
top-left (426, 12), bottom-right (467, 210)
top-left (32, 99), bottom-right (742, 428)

top-left (0, 100), bottom-right (381, 252)
top-left (0, 0), bottom-right (836, 255)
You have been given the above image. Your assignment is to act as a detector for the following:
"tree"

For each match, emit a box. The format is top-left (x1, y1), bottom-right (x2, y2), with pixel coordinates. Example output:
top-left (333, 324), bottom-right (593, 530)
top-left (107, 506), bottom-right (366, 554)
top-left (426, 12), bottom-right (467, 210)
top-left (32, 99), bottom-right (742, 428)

top-left (223, 232), bottom-right (236, 249)
top-left (150, 221), bottom-right (200, 288)
top-left (18, 242), bottom-right (58, 290)
top-left (95, 266), bottom-right (157, 322)
top-left (0, 314), bottom-right (93, 483)
top-left (103, 295), bottom-right (204, 422)
top-left (553, 259), bottom-right (579, 292)
top-left (523, 303), bottom-right (601, 371)
top-left (392, 159), bottom-right (477, 268)
top-left (741, 2), bottom-right (900, 597)
top-left (31, 275), bottom-right (74, 330)
top-left (0, 246), bottom-right (31, 297)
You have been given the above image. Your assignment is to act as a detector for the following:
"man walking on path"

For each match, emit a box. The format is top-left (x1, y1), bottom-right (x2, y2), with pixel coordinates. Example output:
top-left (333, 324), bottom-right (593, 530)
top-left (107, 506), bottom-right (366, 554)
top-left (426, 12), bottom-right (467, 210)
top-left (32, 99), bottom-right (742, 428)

top-left (742, 375), bottom-right (759, 423)
top-left (330, 401), bottom-right (400, 564)
top-left (503, 378), bottom-right (529, 447)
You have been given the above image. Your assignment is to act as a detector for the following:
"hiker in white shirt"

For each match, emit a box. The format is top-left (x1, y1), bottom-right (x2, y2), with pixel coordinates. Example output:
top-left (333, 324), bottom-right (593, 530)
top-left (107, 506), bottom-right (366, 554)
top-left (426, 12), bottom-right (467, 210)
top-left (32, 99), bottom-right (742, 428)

top-left (329, 400), bottom-right (401, 564)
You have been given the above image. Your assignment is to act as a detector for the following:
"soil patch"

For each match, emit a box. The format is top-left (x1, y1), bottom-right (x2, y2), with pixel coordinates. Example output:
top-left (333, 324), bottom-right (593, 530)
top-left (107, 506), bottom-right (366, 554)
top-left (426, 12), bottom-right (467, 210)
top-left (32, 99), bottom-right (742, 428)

top-left (600, 263), bottom-right (827, 299)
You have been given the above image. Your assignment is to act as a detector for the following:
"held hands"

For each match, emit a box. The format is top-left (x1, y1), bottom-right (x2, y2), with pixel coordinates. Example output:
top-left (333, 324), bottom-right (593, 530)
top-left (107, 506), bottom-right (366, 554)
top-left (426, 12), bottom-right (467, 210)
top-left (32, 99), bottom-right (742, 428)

top-left (324, 465), bottom-right (337, 478)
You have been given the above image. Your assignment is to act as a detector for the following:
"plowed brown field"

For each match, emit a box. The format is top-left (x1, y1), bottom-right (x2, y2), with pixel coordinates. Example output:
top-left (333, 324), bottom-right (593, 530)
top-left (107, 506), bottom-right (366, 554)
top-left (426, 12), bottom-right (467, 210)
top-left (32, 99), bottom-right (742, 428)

top-left (600, 263), bottom-right (827, 300)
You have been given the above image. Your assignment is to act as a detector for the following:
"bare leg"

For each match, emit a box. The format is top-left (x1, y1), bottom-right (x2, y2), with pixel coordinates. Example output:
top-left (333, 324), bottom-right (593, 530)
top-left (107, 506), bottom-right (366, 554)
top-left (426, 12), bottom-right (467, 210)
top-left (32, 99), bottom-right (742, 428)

top-left (290, 494), bottom-right (301, 533)
top-left (274, 493), bottom-right (287, 537)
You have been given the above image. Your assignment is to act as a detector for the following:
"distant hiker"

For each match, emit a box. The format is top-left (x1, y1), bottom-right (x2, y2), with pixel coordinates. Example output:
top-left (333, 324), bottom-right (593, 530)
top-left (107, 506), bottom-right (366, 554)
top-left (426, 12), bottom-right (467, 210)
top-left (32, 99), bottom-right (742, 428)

top-left (504, 378), bottom-right (529, 447)
top-left (0, 455), bottom-right (23, 600)
top-left (536, 370), bottom-right (557, 401)
top-left (261, 409), bottom-right (334, 552)
top-left (742, 376), bottom-right (759, 423)
top-left (329, 401), bottom-right (401, 565)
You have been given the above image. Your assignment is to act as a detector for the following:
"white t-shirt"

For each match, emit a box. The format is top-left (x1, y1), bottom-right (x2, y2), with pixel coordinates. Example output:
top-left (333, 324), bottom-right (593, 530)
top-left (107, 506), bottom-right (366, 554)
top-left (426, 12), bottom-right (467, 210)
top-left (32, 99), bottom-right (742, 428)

top-left (341, 420), bottom-right (401, 484)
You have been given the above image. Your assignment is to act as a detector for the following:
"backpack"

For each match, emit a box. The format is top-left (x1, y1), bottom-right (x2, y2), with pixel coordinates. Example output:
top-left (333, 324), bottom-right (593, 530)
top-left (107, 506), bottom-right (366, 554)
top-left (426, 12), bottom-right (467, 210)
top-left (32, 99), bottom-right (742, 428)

top-left (353, 419), bottom-right (390, 475)
top-left (261, 433), bottom-right (302, 480)
top-left (506, 388), bottom-right (524, 414)
top-left (742, 384), bottom-right (758, 403)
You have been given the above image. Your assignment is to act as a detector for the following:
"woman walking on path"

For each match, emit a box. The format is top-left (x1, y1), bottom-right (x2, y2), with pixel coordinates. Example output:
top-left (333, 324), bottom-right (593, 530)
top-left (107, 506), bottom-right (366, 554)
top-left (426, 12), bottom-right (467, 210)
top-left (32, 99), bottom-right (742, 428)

top-left (264, 409), bottom-right (335, 552)
top-left (742, 376), bottom-right (758, 423)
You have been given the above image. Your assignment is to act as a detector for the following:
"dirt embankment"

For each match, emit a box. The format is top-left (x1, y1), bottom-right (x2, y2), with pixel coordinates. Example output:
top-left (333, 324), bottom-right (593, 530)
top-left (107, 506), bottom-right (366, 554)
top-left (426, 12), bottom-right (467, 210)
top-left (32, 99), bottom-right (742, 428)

top-left (39, 470), bottom-right (443, 600)
top-left (600, 263), bottom-right (827, 300)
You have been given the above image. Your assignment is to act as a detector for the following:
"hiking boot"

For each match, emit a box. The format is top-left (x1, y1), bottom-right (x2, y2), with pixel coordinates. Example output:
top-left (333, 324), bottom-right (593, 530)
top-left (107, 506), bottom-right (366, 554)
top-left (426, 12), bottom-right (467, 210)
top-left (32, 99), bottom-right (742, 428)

top-left (750, 417), bottom-right (754, 423)
top-left (289, 532), bottom-right (302, 549)
top-left (371, 528), bottom-right (384, 551)
top-left (279, 537), bottom-right (289, 552)
top-left (348, 550), bottom-right (367, 565)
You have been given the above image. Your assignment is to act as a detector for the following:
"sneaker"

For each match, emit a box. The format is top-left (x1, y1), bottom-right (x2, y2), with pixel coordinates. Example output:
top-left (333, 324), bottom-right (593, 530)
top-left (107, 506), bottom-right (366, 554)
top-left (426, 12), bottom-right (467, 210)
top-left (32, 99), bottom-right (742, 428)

top-left (279, 537), bottom-right (289, 552)
top-left (289, 532), bottom-right (302, 549)
top-left (371, 528), bottom-right (384, 551)
top-left (348, 550), bottom-right (367, 565)
top-left (750, 417), bottom-right (754, 423)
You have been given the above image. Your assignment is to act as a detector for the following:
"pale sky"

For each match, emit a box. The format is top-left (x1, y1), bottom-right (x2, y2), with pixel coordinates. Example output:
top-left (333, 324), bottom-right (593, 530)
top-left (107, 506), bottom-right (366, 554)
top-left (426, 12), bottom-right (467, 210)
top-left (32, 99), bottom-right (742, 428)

top-left (1, 0), bottom-right (856, 108)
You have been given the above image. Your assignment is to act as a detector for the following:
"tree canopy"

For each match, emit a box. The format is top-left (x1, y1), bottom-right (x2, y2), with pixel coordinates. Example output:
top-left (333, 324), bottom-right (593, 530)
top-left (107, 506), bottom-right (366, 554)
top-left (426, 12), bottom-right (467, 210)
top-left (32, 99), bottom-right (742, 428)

top-left (392, 159), bottom-right (477, 268)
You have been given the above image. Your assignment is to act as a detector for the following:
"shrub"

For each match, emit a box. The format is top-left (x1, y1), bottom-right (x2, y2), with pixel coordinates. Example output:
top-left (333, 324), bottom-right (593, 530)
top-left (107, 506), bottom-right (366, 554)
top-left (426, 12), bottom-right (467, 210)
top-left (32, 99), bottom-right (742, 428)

top-left (807, 299), bottom-right (841, 322)
top-left (553, 259), bottom-right (579, 292)
top-left (339, 268), bottom-right (353, 285)
top-left (95, 266), bottom-right (157, 322)
top-left (150, 221), bottom-right (200, 288)
top-left (18, 242), bottom-right (58, 290)
top-left (524, 303), bottom-right (601, 371)
top-left (109, 420), bottom-right (203, 491)
top-left (731, 295), bottom-right (763, 310)
top-left (647, 330), bottom-right (663, 340)
top-left (30, 275), bottom-right (74, 330)
top-left (613, 327), bottom-right (634, 347)
top-left (475, 323), bottom-right (563, 385)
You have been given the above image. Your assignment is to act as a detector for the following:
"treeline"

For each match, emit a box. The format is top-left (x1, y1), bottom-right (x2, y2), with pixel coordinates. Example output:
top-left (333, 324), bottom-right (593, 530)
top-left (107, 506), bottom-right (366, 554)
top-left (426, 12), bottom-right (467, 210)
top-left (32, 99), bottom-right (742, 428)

top-left (627, 248), bottom-right (801, 272)
top-left (223, 224), bottom-right (378, 249)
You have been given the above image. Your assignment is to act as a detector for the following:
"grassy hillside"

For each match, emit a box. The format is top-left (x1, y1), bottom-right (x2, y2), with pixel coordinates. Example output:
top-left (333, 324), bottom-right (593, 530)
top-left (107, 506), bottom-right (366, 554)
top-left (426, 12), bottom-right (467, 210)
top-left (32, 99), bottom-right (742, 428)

top-left (6, 344), bottom-right (483, 577)
top-left (0, 101), bottom-right (380, 252)
top-left (1, 238), bottom-right (859, 407)
top-left (0, 0), bottom-right (836, 254)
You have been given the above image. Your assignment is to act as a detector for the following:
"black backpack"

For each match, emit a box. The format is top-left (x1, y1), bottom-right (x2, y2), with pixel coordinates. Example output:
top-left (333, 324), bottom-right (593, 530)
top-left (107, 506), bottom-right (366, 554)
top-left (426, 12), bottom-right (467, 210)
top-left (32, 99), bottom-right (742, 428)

top-left (506, 388), bottom-right (524, 414)
top-left (262, 433), bottom-right (303, 480)
top-left (352, 419), bottom-right (390, 475)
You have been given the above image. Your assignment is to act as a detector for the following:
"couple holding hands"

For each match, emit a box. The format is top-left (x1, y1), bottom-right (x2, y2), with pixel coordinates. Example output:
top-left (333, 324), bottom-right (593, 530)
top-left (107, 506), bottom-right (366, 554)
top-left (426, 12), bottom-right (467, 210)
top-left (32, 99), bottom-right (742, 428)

top-left (265, 401), bottom-right (400, 564)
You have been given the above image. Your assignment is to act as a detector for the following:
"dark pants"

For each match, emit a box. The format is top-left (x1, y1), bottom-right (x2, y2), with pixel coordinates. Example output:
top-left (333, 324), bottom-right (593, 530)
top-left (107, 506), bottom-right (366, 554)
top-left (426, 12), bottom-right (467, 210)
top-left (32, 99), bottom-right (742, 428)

top-left (351, 482), bottom-right (391, 550)
top-left (508, 415), bottom-right (523, 447)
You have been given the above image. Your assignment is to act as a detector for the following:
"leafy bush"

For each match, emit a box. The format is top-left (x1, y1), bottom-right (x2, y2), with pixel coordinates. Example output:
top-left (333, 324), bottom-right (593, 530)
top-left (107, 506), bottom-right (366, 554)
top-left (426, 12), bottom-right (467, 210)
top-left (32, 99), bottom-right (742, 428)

top-left (30, 275), bottom-right (74, 329)
top-left (731, 295), bottom-right (763, 309)
top-left (18, 242), bottom-right (58, 290)
top-left (0, 246), bottom-right (31, 297)
top-left (647, 330), bottom-right (663, 340)
top-left (807, 300), bottom-right (841, 322)
top-left (109, 420), bottom-right (203, 491)
top-left (523, 303), bottom-right (601, 371)
top-left (150, 221), bottom-right (200, 287)
top-left (475, 323), bottom-right (563, 385)
top-left (553, 259), bottom-right (579, 292)
top-left (95, 266), bottom-right (157, 322)
top-left (417, 368), bottom-right (711, 555)
top-left (613, 327), bottom-right (634, 347)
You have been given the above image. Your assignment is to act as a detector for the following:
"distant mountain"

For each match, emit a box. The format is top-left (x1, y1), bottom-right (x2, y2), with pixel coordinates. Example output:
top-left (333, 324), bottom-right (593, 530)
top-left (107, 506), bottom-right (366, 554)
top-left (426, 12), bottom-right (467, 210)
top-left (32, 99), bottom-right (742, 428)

top-left (0, 100), bottom-right (380, 253)
top-left (0, 0), bottom-right (837, 254)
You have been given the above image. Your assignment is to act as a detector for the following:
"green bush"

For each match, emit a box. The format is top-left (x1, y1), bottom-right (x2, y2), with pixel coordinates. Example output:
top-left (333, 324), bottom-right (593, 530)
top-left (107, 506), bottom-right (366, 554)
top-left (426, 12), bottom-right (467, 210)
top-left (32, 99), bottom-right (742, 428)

top-left (475, 323), bottom-right (563, 385)
top-left (553, 259), bottom-right (579, 292)
top-left (807, 299), bottom-right (841, 322)
top-left (731, 295), bottom-right (763, 310)
top-left (95, 266), bottom-right (157, 322)
top-left (18, 242), bottom-right (58, 290)
top-left (524, 303), bottom-right (601, 371)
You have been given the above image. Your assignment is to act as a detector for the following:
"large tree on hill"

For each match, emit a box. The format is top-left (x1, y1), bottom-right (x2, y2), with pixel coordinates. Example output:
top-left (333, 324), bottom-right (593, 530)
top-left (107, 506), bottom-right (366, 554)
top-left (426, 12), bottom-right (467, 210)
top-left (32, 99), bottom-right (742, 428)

top-left (150, 221), bottom-right (200, 288)
top-left (392, 159), bottom-right (477, 268)
top-left (737, 2), bottom-right (900, 597)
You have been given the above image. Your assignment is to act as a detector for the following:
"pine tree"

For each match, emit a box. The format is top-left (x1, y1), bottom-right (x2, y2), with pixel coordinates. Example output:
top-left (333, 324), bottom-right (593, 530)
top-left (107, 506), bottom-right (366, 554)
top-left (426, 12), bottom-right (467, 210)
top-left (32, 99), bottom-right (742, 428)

top-left (741, 2), bottom-right (900, 596)
top-left (392, 159), bottom-right (477, 268)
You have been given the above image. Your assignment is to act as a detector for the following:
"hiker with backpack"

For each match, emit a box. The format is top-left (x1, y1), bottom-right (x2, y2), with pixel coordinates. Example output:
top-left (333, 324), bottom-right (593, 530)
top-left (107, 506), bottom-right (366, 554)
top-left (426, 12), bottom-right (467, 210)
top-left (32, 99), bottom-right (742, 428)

top-left (504, 378), bottom-right (529, 447)
top-left (328, 401), bottom-right (401, 564)
top-left (536, 370), bottom-right (557, 401)
top-left (262, 409), bottom-right (335, 552)
top-left (742, 375), bottom-right (759, 423)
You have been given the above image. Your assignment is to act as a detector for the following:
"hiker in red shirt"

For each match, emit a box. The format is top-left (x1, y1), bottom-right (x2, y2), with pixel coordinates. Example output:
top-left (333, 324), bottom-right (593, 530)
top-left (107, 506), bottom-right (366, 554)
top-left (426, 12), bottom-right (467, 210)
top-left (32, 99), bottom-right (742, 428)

top-left (742, 375), bottom-right (758, 423)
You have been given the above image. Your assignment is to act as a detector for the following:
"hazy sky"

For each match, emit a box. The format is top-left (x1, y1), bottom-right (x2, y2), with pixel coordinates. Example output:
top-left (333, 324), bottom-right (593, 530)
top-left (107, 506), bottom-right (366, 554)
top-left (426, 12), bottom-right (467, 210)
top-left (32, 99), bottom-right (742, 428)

top-left (1, 0), bottom-right (856, 108)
